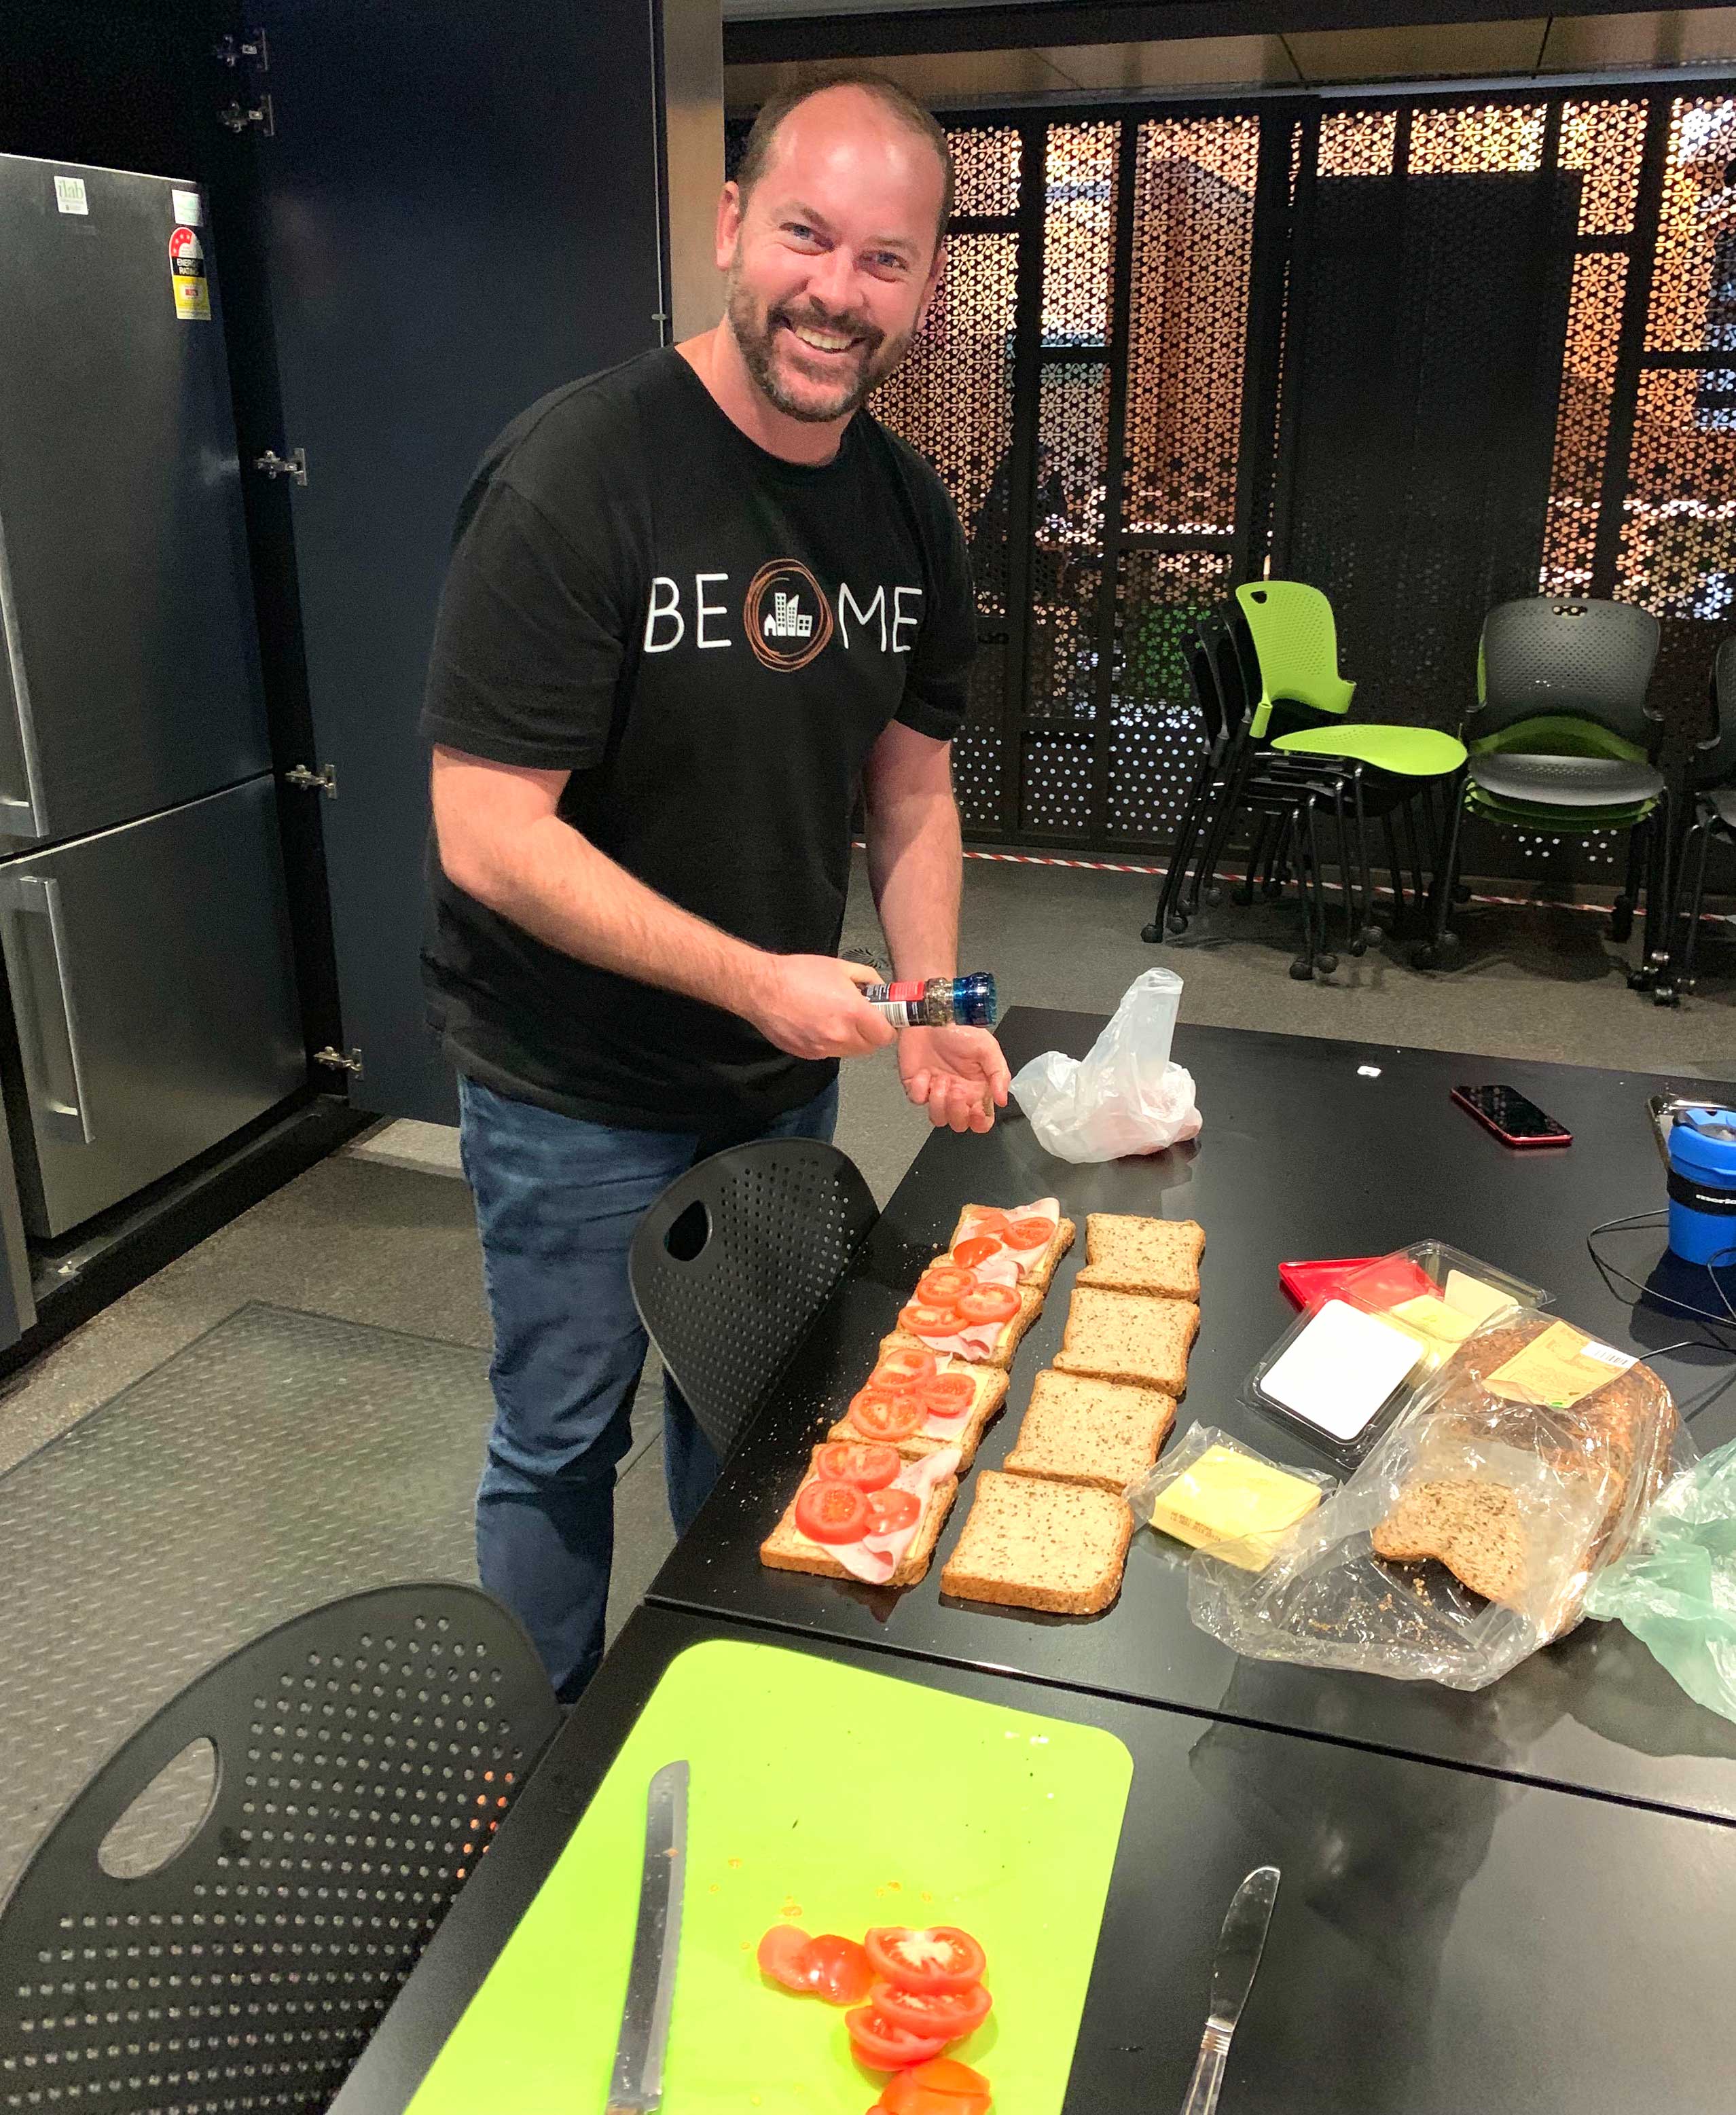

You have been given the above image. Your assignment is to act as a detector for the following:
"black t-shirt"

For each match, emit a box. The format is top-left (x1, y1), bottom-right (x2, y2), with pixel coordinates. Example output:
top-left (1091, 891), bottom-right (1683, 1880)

top-left (420, 346), bottom-right (975, 1132)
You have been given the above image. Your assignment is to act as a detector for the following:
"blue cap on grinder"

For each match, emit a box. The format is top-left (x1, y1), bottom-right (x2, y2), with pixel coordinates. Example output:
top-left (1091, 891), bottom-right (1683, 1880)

top-left (1667, 1107), bottom-right (1736, 1268)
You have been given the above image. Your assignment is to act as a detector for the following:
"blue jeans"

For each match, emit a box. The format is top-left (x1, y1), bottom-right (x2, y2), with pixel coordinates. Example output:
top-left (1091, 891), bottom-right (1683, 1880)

top-left (458, 1072), bottom-right (839, 1702)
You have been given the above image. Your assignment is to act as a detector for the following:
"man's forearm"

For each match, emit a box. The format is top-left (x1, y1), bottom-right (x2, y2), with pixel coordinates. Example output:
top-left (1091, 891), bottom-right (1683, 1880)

top-left (449, 809), bottom-right (769, 1017)
top-left (865, 781), bottom-right (963, 981)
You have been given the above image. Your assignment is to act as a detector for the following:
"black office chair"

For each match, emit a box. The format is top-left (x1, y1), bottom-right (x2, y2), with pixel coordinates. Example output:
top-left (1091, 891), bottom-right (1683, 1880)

top-left (1419, 596), bottom-right (1667, 973)
top-left (0, 1584), bottom-right (560, 2115)
top-left (630, 1138), bottom-right (878, 1460)
top-left (1663, 634), bottom-right (1736, 1000)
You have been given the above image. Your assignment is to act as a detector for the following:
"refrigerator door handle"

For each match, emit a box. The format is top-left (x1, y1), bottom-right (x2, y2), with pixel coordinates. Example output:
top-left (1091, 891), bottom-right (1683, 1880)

top-left (0, 873), bottom-right (93, 1145)
top-left (0, 518), bottom-right (49, 842)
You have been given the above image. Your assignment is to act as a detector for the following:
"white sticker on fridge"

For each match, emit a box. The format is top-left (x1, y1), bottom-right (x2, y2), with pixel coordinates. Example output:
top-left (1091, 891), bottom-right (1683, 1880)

top-left (54, 175), bottom-right (88, 216)
top-left (171, 188), bottom-right (202, 226)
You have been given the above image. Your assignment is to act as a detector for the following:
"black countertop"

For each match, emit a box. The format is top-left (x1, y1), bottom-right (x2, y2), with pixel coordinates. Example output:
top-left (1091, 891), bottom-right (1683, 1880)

top-left (332, 1603), bottom-right (1736, 2115)
top-left (649, 1010), bottom-right (1736, 1824)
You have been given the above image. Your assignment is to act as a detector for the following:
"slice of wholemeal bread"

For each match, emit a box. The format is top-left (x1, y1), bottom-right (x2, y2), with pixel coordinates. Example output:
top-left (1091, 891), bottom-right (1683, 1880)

top-left (1002, 1371), bottom-right (1176, 1493)
top-left (943, 1209), bottom-right (1077, 1296)
top-left (1370, 1478), bottom-right (1527, 1609)
top-left (1052, 1286), bottom-right (1200, 1396)
top-left (880, 1280), bottom-right (1045, 1373)
top-left (759, 1447), bottom-right (957, 1588)
top-left (940, 1470), bottom-right (1134, 1616)
top-left (1077, 1214), bottom-right (1206, 1299)
top-left (828, 1362), bottom-right (1009, 1468)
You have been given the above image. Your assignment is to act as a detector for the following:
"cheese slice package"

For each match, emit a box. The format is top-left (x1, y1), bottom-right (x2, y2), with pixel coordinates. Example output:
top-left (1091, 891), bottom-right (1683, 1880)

top-left (1126, 1426), bottom-right (1335, 1573)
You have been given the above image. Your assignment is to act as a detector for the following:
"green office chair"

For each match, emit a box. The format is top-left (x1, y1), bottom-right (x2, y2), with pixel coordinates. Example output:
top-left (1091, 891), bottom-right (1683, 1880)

top-left (1416, 596), bottom-right (1667, 975)
top-left (1216, 583), bottom-right (1466, 946)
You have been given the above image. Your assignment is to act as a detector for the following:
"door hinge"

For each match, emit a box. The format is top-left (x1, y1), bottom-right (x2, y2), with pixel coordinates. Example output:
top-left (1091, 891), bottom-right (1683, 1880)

top-left (254, 446), bottom-right (306, 485)
top-left (285, 763), bottom-right (337, 798)
top-left (214, 28), bottom-right (268, 71)
top-left (217, 92), bottom-right (274, 136)
top-left (314, 1045), bottom-right (365, 1079)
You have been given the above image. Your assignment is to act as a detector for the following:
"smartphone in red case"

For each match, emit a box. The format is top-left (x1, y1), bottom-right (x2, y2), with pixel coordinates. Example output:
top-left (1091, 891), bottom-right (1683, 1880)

top-left (1451, 1083), bottom-right (1572, 1149)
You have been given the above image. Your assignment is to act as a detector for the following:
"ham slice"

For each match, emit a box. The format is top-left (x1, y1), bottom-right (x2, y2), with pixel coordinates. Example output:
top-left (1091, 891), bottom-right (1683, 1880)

top-left (835, 1447), bottom-right (960, 1585)
top-left (958, 1197), bottom-right (1060, 1282)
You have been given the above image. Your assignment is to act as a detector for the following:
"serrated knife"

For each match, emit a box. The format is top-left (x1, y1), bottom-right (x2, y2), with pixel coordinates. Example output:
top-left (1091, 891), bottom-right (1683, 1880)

top-left (605, 1760), bottom-right (688, 2114)
top-left (1179, 1864), bottom-right (1280, 2115)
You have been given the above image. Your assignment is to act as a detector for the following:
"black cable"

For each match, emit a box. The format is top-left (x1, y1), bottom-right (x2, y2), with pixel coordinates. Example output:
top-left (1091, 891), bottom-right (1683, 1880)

top-left (1585, 1213), bottom-right (1736, 1420)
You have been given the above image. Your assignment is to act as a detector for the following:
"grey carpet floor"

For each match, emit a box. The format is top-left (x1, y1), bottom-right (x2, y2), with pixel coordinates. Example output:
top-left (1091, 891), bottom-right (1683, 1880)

top-left (0, 849), bottom-right (1728, 1880)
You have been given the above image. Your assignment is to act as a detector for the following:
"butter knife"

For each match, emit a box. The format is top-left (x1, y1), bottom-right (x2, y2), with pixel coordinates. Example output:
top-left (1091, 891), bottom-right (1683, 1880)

top-left (606, 1760), bottom-right (689, 2115)
top-left (1179, 1864), bottom-right (1280, 2115)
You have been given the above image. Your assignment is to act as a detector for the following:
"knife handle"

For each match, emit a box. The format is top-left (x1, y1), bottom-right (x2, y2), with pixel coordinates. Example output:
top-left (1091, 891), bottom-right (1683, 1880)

top-left (1180, 2022), bottom-right (1231, 2115)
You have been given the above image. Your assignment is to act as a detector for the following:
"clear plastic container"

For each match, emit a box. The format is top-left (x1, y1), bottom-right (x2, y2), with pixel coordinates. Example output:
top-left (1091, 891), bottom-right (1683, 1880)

top-left (1245, 1242), bottom-right (1551, 1459)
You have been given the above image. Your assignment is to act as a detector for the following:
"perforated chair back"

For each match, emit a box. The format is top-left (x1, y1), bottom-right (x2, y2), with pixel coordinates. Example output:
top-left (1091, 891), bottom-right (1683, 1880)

top-left (1703, 635), bottom-right (1736, 787)
top-left (630, 1138), bottom-right (879, 1461)
top-left (1476, 596), bottom-right (1660, 744)
top-left (1233, 580), bottom-right (1356, 735)
top-left (0, 1584), bottom-right (560, 2115)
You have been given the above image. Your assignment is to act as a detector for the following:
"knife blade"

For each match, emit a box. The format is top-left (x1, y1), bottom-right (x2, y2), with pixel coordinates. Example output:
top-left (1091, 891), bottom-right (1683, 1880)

top-left (1178, 1864), bottom-right (1280, 2115)
top-left (605, 1760), bottom-right (689, 2115)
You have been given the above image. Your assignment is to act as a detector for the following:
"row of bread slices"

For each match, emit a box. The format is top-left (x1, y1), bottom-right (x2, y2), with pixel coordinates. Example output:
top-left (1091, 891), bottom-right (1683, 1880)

top-left (760, 1207), bottom-right (1208, 1609)
top-left (941, 1214), bottom-right (1207, 1616)
top-left (759, 1200), bottom-right (1073, 1587)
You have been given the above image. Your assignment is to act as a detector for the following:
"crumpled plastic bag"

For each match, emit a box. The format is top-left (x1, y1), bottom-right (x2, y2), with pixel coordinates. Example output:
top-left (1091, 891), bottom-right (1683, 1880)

top-left (1583, 1436), bottom-right (1736, 1724)
top-left (1010, 968), bottom-right (1201, 1163)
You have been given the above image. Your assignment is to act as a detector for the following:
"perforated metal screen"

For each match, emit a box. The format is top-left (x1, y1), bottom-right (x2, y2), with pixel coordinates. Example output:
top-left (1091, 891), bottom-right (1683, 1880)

top-left (729, 90), bottom-right (1736, 865)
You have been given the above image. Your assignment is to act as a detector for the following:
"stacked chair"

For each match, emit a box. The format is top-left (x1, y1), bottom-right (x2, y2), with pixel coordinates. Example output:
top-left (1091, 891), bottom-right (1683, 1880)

top-left (1146, 581), bottom-right (1466, 977)
top-left (1418, 596), bottom-right (1669, 977)
top-left (1659, 634), bottom-right (1736, 1002)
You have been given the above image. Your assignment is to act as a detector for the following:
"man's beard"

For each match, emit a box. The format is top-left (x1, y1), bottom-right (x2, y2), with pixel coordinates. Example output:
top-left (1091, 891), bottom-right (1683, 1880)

top-left (726, 275), bottom-right (909, 424)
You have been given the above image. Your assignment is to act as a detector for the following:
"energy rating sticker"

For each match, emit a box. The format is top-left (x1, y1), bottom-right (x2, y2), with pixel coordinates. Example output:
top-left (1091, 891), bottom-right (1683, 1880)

top-left (169, 224), bottom-right (210, 320)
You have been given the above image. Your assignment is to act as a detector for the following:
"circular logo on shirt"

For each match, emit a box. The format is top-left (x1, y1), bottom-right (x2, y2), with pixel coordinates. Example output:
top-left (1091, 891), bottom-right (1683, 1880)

top-left (744, 560), bottom-right (835, 672)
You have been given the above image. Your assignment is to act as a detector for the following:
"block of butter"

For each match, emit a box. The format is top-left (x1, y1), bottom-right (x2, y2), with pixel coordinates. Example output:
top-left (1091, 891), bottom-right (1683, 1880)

top-left (1147, 1444), bottom-right (1323, 1571)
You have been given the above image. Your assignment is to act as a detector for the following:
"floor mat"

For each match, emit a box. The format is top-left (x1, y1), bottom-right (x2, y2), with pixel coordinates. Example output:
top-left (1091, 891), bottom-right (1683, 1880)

top-left (0, 1302), bottom-right (495, 1898)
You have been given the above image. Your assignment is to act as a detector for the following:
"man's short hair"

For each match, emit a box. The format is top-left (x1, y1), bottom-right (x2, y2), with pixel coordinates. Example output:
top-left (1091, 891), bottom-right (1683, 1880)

top-left (734, 71), bottom-right (955, 246)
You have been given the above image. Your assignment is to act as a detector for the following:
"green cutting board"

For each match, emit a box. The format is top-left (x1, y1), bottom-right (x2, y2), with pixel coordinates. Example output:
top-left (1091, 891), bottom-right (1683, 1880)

top-left (408, 1640), bottom-right (1133, 2115)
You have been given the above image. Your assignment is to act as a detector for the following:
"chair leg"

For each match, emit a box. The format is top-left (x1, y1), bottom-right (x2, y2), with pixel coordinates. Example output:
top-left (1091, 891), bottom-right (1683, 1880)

top-left (1629, 795), bottom-right (1674, 996)
top-left (1610, 822), bottom-right (1642, 944)
top-left (1352, 772), bottom-right (1381, 947)
top-left (1414, 770), bottom-right (1468, 969)
top-left (1679, 816), bottom-right (1713, 992)
top-left (1260, 812), bottom-right (1287, 899)
top-left (1146, 748), bottom-right (1213, 941)
top-left (1383, 814), bottom-right (1407, 925)
top-left (1400, 797), bottom-right (1426, 909)
top-left (1235, 812), bottom-right (1271, 907)
top-left (1190, 737), bottom-right (1249, 914)
top-left (1288, 801), bottom-right (1319, 979)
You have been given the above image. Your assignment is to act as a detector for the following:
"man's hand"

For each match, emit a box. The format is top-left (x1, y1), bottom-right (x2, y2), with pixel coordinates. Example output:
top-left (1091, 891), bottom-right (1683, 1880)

top-left (899, 1024), bottom-right (1011, 1134)
top-left (744, 955), bottom-right (898, 1061)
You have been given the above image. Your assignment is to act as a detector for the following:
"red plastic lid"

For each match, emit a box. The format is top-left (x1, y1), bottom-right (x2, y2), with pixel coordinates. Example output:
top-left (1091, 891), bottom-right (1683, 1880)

top-left (1278, 1254), bottom-right (1434, 1310)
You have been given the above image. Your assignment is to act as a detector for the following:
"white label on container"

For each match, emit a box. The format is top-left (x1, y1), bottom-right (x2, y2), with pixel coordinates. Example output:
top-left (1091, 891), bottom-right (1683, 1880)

top-left (172, 187), bottom-right (202, 225)
top-left (1259, 1299), bottom-right (1423, 1443)
top-left (1582, 1340), bottom-right (1637, 1371)
top-left (54, 175), bottom-right (88, 216)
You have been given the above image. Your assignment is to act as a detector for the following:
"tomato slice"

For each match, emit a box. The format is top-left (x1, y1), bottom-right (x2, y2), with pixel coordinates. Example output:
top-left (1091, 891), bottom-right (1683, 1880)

top-left (880, 2059), bottom-right (994, 2114)
top-left (961, 1208), bottom-right (1012, 1237)
top-left (951, 1235), bottom-right (1003, 1271)
top-left (954, 1285), bottom-right (1019, 1326)
top-left (917, 1265), bottom-right (977, 1304)
top-left (801, 1933), bottom-right (874, 2005)
top-left (899, 1300), bottom-right (962, 1337)
top-left (876, 1345), bottom-right (938, 1391)
top-left (922, 1373), bottom-right (977, 1421)
top-left (757, 1923), bottom-right (815, 1991)
top-left (849, 1387), bottom-right (923, 1443)
top-left (864, 1487), bottom-right (922, 1536)
top-left (865, 1928), bottom-right (988, 1995)
top-left (816, 1441), bottom-right (901, 1492)
top-left (794, 1479), bottom-right (871, 1544)
top-left (871, 1979), bottom-right (992, 2039)
top-left (1004, 1215), bottom-right (1057, 1251)
top-left (845, 2006), bottom-right (950, 2072)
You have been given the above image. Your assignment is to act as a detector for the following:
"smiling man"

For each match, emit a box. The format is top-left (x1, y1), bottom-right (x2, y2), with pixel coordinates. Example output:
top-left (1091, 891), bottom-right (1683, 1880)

top-left (419, 75), bottom-right (1006, 1702)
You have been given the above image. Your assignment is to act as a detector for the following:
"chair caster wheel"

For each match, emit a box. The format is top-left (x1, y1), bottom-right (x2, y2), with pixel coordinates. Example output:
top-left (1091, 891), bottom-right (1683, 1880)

top-left (1411, 943), bottom-right (1439, 969)
top-left (1348, 938), bottom-right (1367, 958)
top-left (1315, 952), bottom-right (1339, 975)
top-left (1233, 886), bottom-right (1254, 906)
top-left (1141, 923), bottom-right (1161, 943)
top-left (1289, 958), bottom-right (1315, 981)
top-left (1452, 882), bottom-right (1472, 903)
top-left (1262, 881), bottom-right (1285, 901)
top-left (1167, 914), bottom-right (1189, 935)
top-left (1627, 969), bottom-right (1654, 992)
top-left (1205, 887), bottom-right (1223, 907)
top-left (1609, 898), bottom-right (1634, 943)
top-left (1654, 987), bottom-right (1680, 1009)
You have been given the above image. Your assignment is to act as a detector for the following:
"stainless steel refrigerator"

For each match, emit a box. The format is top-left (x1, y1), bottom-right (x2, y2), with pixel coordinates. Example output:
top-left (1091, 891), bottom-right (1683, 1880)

top-left (0, 151), bottom-right (302, 1279)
